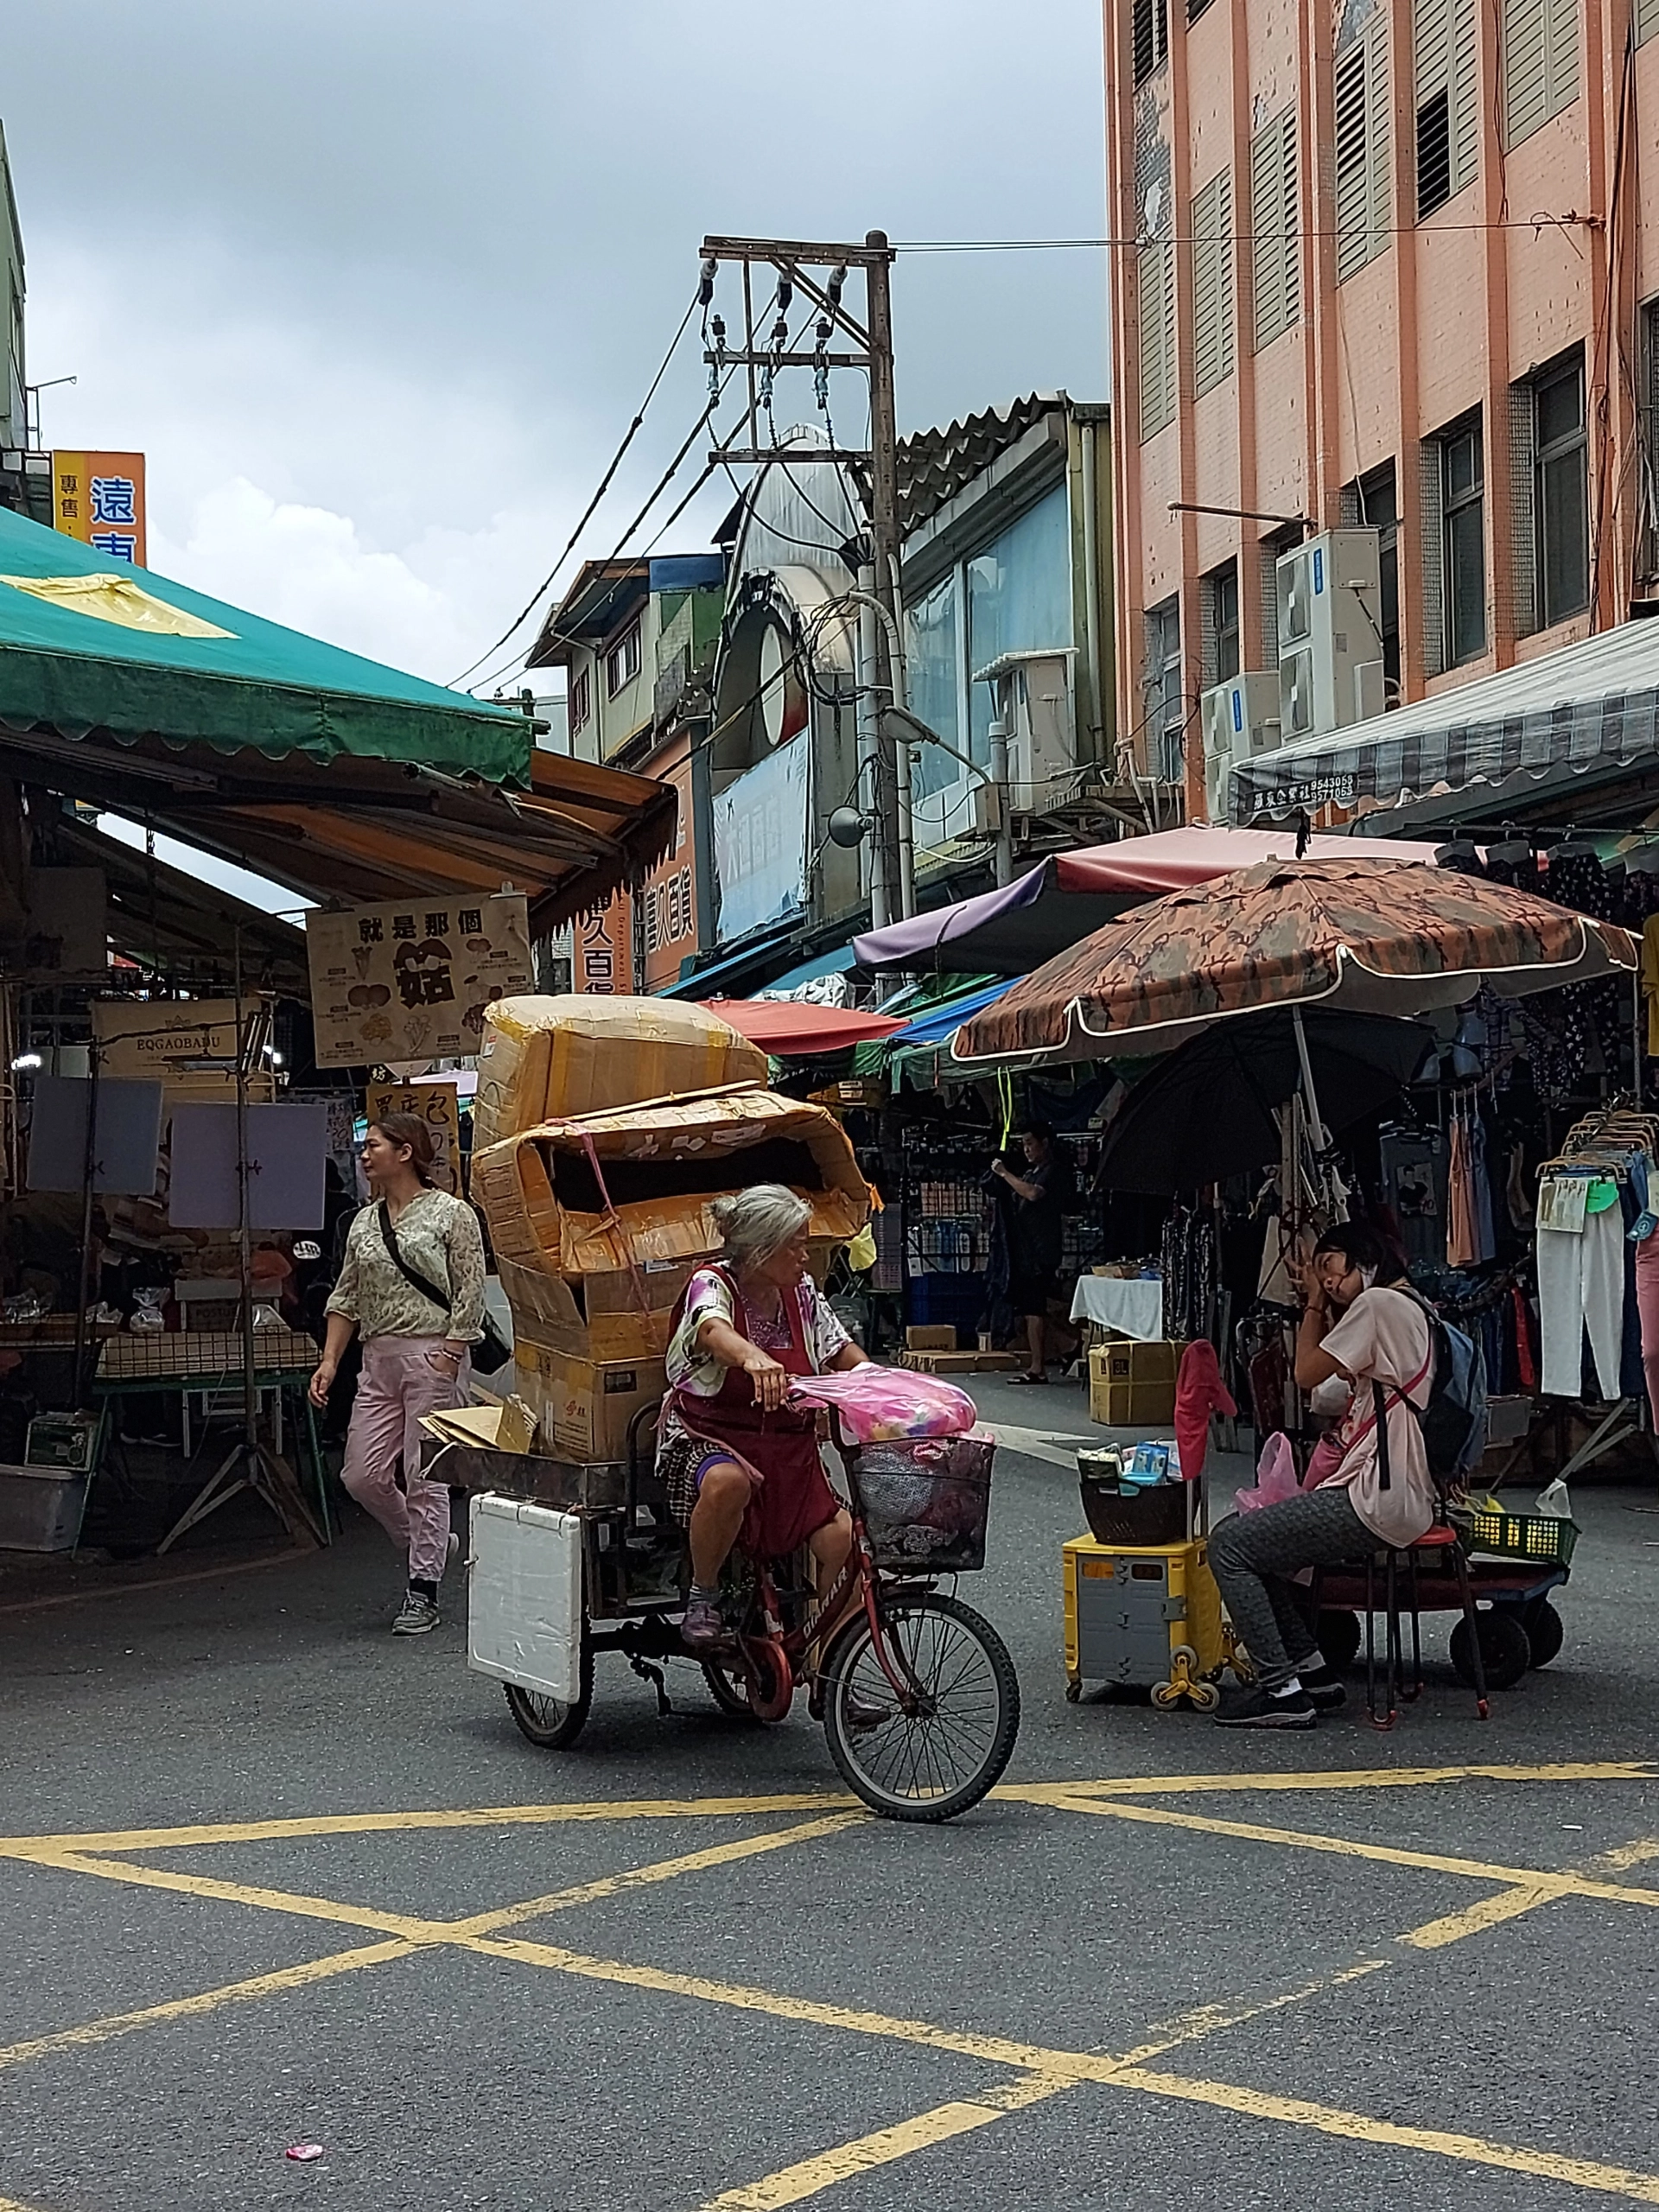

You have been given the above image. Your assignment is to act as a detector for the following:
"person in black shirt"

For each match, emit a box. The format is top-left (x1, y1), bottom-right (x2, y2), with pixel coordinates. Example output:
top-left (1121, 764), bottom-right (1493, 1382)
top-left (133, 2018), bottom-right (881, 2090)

top-left (991, 1121), bottom-right (1075, 1382)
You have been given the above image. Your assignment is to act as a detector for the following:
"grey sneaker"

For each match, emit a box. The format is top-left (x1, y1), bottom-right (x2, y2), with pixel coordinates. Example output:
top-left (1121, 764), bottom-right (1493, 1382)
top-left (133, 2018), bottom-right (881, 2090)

top-left (679, 1592), bottom-right (728, 1652)
top-left (391, 1591), bottom-right (441, 1637)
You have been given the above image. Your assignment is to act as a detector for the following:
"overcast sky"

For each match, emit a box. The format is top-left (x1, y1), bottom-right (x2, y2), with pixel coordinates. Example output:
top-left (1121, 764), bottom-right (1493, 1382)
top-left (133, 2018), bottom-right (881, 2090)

top-left (6, 0), bottom-right (1107, 696)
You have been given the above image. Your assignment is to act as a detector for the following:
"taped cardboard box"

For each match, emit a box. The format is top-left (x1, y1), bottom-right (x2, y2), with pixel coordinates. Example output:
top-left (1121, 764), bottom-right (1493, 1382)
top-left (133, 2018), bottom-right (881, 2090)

top-left (495, 1255), bottom-right (692, 1360)
top-left (474, 996), bottom-right (768, 1150)
top-left (512, 1342), bottom-right (666, 1463)
top-left (473, 1089), bottom-right (870, 1285)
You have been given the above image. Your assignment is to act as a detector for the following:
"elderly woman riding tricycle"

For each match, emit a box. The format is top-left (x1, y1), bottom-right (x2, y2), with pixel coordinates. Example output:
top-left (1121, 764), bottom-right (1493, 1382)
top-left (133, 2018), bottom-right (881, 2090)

top-left (469, 1184), bottom-right (1020, 1823)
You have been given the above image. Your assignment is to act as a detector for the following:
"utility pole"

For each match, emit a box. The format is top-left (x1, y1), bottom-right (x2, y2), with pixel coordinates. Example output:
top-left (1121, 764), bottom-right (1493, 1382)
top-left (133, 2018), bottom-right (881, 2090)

top-left (698, 231), bottom-right (911, 924)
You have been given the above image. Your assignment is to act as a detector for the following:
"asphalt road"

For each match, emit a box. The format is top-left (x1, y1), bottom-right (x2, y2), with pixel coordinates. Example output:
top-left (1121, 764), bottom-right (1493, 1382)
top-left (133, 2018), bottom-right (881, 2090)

top-left (3, 1373), bottom-right (1659, 2212)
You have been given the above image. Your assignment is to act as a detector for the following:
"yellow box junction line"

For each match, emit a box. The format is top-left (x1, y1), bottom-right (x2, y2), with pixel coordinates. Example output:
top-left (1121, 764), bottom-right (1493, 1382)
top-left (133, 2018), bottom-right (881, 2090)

top-left (3, 1766), bottom-right (1658, 2211)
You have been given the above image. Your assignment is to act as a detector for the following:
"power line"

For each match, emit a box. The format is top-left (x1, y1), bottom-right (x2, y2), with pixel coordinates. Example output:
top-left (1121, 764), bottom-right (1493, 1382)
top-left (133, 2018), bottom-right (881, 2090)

top-left (448, 289), bottom-right (702, 688)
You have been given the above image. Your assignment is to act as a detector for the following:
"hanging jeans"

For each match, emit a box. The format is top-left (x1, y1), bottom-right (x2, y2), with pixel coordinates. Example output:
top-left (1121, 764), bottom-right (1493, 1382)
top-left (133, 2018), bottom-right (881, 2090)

top-left (1537, 1208), bottom-right (1625, 1401)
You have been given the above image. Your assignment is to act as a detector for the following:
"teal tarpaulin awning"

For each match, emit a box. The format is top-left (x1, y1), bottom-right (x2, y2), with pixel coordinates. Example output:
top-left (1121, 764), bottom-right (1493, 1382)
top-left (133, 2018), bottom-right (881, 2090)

top-left (0, 505), bottom-right (679, 927)
top-left (0, 502), bottom-right (528, 784)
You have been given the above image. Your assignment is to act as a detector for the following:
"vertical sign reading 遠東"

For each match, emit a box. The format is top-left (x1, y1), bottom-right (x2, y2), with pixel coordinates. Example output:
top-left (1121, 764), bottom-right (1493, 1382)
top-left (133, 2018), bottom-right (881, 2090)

top-left (52, 451), bottom-right (148, 566)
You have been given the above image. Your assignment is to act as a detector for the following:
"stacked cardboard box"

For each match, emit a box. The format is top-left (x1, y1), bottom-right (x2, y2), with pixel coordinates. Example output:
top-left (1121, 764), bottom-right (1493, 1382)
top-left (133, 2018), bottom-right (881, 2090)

top-left (1088, 1338), bottom-right (1189, 1428)
top-left (470, 1004), bottom-right (871, 1461)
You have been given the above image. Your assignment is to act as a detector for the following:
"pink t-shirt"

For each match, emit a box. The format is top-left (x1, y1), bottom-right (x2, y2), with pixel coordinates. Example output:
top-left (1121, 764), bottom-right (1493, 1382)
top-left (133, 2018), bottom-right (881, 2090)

top-left (1319, 1287), bottom-right (1436, 1547)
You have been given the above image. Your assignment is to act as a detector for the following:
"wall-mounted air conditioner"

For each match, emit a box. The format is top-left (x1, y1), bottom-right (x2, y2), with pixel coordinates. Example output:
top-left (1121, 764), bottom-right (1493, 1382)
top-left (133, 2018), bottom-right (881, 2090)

top-left (972, 649), bottom-right (1080, 812)
top-left (1274, 530), bottom-right (1383, 741)
top-left (1201, 671), bottom-right (1281, 820)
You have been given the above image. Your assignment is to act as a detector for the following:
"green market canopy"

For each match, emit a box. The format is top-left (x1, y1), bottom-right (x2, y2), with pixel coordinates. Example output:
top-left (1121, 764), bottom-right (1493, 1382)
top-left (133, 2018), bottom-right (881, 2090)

top-left (0, 505), bottom-right (675, 926)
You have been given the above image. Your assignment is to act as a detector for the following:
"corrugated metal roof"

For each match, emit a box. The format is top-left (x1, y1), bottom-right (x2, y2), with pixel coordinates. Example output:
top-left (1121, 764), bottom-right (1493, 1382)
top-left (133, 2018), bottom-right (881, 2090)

top-left (896, 392), bottom-right (1065, 536)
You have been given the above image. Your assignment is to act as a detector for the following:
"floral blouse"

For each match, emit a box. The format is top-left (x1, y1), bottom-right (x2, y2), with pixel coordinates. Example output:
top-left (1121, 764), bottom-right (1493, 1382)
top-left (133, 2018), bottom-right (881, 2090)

top-left (324, 1191), bottom-right (486, 1343)
top-left (665, 1266), bottom-right (850, 1397)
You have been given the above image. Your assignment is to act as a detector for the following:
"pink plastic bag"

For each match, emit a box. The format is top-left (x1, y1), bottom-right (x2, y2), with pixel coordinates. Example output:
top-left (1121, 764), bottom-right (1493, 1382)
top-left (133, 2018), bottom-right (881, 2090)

top-left (1234, 1430), bottom-right (1300, 1515)
top-left (786, 1364), bottom-right (976, 1445)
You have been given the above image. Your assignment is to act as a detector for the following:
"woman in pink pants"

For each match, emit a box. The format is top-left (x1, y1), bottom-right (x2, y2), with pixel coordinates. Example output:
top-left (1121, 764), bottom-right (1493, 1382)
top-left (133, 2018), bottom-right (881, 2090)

top-left (308, 1113), bottom-right (486, 1636)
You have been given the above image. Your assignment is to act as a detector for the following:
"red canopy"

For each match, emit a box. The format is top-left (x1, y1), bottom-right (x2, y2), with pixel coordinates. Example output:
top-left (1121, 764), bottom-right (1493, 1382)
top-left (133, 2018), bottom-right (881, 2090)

top-left (700, 999), bottom-right (906, 1055)
top-left (1051, 824), bottom-right (1446, 895)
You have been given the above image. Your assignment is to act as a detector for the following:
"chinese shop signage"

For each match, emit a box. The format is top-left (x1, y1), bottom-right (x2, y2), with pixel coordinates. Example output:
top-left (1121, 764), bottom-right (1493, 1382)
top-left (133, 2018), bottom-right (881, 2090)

top-left (52, 451), bottom-right (148, 566)
top-left (307, 893), bottom-right (531, 1067)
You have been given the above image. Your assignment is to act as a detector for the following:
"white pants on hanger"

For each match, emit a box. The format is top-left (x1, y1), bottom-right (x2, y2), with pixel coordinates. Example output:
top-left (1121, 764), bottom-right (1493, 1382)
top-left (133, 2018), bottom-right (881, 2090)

top-left (1539, 1206), bottom-right (1625, 1400)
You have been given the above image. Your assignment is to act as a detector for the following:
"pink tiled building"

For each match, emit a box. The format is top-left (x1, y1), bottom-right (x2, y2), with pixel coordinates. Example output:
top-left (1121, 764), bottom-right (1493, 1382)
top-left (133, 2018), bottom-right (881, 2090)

top-left (1105, 0), bottom-right (1659, 817)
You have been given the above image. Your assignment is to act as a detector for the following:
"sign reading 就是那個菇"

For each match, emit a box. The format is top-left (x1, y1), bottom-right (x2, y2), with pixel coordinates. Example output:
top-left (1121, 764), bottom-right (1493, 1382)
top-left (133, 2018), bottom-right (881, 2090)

top-left (52, 451), bottom-right (147, 566)
top-left (307, 894), bottom-right (531, 1069)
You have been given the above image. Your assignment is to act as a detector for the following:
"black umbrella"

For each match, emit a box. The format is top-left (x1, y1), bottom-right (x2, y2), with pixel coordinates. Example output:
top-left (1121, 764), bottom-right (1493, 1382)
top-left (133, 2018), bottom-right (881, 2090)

top-left (1095, 1008), bottom-right (1436, 1194)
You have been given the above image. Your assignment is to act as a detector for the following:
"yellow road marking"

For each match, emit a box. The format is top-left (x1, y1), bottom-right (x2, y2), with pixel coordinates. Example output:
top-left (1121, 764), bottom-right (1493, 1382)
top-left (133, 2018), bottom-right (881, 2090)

top-left (1011, 1760), bottom-right (1654, 1802)
top-left (697, 2075), bottom-right (1076, 2210)
top-left (1048, 1794), bottom-right (1659, 1908)
top-left (1594, 1836), bottom-right (1659, 1873)
top-left (1115, 1958), bottom-right (1389, 2064)
top-left (3, 1761), bottom-right (1646, 1856)
top-left (0, 1941), bottom-right (414, 2072)
top-left (1400, 1884), bottom-right (1567, 1950)
top-left (16, 1850), bottom-right (445, 1942)
top-left (446, 1815), bottom-right (864, 1939)
top-left (0, 1795), bottom-right (852, 1855)
top-left (1113, 2065), bottom-right (1659, 2202)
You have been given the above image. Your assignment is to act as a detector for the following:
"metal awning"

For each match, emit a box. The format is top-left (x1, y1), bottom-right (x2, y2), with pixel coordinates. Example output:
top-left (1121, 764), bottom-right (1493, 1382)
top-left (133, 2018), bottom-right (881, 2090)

top-left (1230, 618), bottom-right (1659, 825)
top-left (0, 726), bottom-right (677, 933)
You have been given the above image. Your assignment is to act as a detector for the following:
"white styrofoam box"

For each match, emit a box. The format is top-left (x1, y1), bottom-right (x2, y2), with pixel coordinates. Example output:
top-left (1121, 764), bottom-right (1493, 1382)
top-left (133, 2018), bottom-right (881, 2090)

top-left (467, 1493), bottom-right (583, 1702)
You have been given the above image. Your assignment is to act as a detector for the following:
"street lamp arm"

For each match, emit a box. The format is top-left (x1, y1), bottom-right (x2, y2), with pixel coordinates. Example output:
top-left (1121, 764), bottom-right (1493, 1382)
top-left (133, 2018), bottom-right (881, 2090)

top-left (880, 705), bottom-right (993, 787)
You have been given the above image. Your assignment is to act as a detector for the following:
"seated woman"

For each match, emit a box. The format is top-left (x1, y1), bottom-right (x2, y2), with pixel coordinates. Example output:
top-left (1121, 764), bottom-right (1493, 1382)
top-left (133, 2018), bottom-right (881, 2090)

top-left (658, 1184), bottom-right (871, 1652)
top-left (1209, 1221), bottom-right (1437, 1730)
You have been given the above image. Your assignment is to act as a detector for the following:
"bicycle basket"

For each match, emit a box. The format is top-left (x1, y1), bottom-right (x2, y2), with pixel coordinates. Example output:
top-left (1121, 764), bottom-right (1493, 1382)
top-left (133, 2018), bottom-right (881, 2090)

top-left (852, 1427), bottom-right (995, 1573)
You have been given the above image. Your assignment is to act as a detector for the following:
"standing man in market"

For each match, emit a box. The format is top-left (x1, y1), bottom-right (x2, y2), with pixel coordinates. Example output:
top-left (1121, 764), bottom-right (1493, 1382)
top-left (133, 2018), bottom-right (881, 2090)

top-left (992, 1120), bottom-right (1077, 1383)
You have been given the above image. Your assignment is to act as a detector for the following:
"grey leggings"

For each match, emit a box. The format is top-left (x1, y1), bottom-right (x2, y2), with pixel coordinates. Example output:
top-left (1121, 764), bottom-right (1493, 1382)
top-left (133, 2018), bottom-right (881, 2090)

top-left (1208, 1489), bottom-right (1373, 1692)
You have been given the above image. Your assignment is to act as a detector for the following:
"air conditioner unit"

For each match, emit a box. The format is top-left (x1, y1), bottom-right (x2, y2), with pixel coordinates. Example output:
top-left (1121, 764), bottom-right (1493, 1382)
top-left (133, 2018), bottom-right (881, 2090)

top-left (972, 649), bottom-right (1079, 812)
top-left (1201, 672), bottom-right (1281, 821)
top-left (1274, 530), bottom-right (1382, 741)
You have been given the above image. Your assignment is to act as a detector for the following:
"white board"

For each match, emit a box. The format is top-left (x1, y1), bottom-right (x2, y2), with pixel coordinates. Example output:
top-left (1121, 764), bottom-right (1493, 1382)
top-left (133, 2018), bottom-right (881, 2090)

top-left (26, 1074), bottom-right (164, 1195)
top-left (467, 1493), bottom-right (583, 1704)
top-left (168, 1102), bottom-right (328, 1230)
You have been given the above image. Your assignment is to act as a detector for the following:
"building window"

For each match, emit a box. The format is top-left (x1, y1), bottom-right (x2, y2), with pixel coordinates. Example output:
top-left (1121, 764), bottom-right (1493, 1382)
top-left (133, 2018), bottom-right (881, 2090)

top-left (1532, 353), bottom-right (1589, 626)
top-left (569, 664), bottom-right (591, 734)
top-left (905, 569), bottom-right (963, 804)
top-left (1501, 0), bottom-right (1579, 151)
top-left (1250, 107), bottom-right (1300, 353)
top-left (1133, 0), bottom-right (1167, 82)
top-left (1642, 301), bottom-right (1659, 584)
top-left (1191, 168), bottom-right (1235, 398)
top-left (1641, 0), bottom-right (1659, 46)
top-left (1440, 417), bottom-right (1486, 666)
top-left (1144, 598), bottom-right (1185, 784)
top-left (1335, 23), bottom-right (1391, 283)
top-left (1414, 0), bottom-right (1478, 217)
top-left (1343, 462), bottom-right (1401, 693)
top-left (1203, 563), bottom-right (1241, 685)
top-left (966, 484), bottom-right (1073, 762)
top-left (606, 621), bottom-right (641, 697)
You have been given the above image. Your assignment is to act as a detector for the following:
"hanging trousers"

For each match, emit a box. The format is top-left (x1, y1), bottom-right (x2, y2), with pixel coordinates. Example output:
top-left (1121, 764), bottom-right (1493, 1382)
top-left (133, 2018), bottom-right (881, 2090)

top-left (1537, 1208), bottom-right (1625, 1401)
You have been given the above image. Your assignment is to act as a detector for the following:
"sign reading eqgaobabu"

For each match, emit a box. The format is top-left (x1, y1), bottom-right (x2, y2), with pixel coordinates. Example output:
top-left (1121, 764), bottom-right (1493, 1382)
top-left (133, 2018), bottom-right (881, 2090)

top-left (307, 893), bottom-right (532, 1069)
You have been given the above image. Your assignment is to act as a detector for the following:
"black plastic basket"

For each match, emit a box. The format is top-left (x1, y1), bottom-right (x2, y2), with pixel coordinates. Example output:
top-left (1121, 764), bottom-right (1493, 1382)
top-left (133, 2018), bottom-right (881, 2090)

top-left (1078, 1472), bottom-right (1189, 1548)
top-left (853, 1433), bottom-right (993, 1572)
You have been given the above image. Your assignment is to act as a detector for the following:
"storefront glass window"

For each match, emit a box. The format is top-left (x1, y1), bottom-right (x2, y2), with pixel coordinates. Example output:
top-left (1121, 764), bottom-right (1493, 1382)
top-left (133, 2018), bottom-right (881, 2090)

top-left (904, 571), bottom-right (962, 804)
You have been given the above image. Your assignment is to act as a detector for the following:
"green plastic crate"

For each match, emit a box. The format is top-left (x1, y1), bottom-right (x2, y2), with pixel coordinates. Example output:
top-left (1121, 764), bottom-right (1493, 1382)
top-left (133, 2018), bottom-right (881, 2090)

top-left (1464, 1508), bottom-right (1578, 1567)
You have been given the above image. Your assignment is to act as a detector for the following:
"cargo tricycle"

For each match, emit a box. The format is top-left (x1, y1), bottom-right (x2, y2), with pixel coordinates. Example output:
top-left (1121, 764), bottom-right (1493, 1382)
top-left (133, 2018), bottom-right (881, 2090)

top-left (446, 1401), bottom-right (1020, 1824)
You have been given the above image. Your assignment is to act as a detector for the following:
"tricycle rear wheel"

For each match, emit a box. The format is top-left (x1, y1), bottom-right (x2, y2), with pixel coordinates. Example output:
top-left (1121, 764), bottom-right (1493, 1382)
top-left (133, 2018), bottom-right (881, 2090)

top-left (820, 1592), bottom-right (1020, 1823)
top-left (504, 1624), bottom-right (593, 1748)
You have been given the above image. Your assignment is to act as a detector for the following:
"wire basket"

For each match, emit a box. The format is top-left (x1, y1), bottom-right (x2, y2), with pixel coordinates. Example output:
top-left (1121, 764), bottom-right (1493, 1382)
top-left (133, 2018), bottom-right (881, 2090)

top-left (1462, 1507), bottom-right (1579, 1567)
top-left (852, 1432), bottom-right (993, 1573)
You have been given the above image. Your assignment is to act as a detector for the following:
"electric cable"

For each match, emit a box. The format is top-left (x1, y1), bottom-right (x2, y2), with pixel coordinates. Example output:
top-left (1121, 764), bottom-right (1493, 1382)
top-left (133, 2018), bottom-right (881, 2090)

top-left (448, 289), bottom-right (702, 687)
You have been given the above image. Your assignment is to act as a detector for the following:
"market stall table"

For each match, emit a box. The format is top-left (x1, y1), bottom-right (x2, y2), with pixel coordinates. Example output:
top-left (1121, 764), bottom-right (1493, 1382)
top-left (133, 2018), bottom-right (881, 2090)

top-left (92, 1328), bottom-right (328, 1552)
top-left (1070, 1275), bottom-right (1165, 1343)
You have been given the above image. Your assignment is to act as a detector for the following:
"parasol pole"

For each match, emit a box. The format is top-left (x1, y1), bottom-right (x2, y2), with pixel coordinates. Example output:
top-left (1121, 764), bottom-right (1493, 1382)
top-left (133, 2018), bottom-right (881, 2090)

top-left (1290, 1003), bottom-right (1328, 1153)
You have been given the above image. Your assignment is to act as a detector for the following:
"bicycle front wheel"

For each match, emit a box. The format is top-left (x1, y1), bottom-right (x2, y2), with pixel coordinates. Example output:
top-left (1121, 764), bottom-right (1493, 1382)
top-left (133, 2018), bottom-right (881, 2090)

top-left (820, 1592), bottom-right (1020, 1822)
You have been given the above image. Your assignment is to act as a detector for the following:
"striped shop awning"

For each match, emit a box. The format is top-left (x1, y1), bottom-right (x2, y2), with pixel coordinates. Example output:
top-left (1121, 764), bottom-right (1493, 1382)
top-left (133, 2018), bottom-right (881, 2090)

top-left (1230, 616), bottom-right (1659, 823)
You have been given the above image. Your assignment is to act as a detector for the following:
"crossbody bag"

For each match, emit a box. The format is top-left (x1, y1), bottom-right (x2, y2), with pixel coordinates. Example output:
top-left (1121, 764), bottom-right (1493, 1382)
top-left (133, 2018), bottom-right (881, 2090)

top-left (375, 1199), bottom-right (511, 1375)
